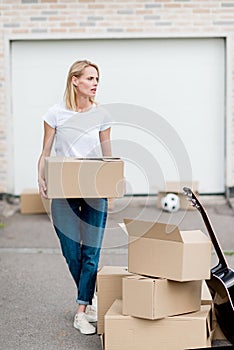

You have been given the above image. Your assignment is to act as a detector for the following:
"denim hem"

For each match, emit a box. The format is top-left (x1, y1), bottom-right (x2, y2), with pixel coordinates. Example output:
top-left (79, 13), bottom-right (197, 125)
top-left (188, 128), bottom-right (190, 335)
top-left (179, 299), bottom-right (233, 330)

top-left (76, 299), bottom-right (89, 305)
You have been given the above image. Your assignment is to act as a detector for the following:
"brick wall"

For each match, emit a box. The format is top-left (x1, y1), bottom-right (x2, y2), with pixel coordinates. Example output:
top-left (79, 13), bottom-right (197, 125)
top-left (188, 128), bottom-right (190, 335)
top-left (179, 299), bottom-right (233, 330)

top-left (0, 0), bottom-right (233, 193)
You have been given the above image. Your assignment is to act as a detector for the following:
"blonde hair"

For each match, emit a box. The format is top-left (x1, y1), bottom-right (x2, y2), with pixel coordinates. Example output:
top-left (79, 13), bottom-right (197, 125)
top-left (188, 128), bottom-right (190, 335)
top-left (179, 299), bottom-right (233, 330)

top-left (64, 59), bottom-right (99, 111)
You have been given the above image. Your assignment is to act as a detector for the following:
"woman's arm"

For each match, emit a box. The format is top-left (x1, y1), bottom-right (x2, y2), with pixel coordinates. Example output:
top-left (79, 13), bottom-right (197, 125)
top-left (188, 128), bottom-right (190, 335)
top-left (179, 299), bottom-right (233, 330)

top-left (99, 127), bottom-right (112, 157)
top-left (38, 121), bottom-right (56, 198)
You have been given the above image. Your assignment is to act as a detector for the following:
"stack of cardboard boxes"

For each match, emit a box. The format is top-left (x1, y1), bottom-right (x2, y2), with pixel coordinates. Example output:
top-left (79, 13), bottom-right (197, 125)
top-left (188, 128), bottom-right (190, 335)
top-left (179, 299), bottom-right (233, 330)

top-left (39, 158), bottom-right (225, 346)
top-left (97, 218), bottom-right (214, 350)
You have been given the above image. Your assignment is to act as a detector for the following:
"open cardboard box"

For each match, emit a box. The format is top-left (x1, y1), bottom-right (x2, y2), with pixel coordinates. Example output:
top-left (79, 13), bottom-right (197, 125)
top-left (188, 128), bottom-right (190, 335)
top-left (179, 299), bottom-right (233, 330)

top-left (44, 157), bottom-right (125, 199)
top-left (157, 181), bottom-right (199, 210)
top-left (104, 300), bottom-right (213, 350)
top-left (96, 266), bottom-right (132, 335)
top-left (122, 218), bottom-right (212, 281)
top-left (122, 274), bottom-right (202, 320)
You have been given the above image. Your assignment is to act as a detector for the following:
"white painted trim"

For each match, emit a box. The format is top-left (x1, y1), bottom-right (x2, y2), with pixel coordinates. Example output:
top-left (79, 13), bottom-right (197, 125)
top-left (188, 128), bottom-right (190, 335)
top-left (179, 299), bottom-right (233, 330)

top-left (4, 37), bottom-right (14, 193)
top-left (225, 34), bottom-right (233, 190)
top-left (6, 32), bottom-right (230, 41)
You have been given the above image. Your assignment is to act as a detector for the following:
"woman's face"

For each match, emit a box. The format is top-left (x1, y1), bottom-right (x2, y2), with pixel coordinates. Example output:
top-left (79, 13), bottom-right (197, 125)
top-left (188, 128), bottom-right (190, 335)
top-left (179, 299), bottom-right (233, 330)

top-left (73, 66), bottom-right (99, 98)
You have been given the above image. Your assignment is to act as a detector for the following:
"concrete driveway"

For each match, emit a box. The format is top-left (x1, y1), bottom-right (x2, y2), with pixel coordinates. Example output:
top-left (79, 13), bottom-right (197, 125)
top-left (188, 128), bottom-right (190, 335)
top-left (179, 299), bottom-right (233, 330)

top-left (0, 195), bottom-right (233, 349)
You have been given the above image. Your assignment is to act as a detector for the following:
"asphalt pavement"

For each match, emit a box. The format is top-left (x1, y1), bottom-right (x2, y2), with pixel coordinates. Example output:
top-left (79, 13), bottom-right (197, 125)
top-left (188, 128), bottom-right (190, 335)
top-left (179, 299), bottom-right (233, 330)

top-left (0, 195), bottom-right (234, 349)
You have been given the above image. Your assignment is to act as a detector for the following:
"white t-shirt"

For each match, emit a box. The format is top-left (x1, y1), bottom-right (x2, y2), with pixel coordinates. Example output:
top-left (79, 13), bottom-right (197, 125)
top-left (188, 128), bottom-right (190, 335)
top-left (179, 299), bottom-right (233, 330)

top-left (42, 102), bottom-right (112, 157)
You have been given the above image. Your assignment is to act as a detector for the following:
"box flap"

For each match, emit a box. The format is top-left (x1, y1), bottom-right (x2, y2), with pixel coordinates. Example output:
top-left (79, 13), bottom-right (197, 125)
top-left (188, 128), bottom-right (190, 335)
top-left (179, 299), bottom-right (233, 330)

top-left (180, 230), bottom-right (211, 243)
top-left (124, 275), bottom-right (163, 281)
top-left (105, 299), bottom-right (124, 319)
top-left (98, 266), bottom-right (129, 276)
top-left (118, 223), bottom-right (128, 235)
top-left (123, 218), bottom-right (183, 242)
top-left (75, 157), bottom-right (122, 162)
top-left (201, 280), bottom-right (212, 305)
top-left (45, 156), bottom-right (121, 163)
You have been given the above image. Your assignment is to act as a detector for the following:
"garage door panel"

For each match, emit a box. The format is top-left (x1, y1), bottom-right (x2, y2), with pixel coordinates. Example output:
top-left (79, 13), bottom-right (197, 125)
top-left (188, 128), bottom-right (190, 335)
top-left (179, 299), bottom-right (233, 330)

top-left (11, 38), bottom-right (225, 194)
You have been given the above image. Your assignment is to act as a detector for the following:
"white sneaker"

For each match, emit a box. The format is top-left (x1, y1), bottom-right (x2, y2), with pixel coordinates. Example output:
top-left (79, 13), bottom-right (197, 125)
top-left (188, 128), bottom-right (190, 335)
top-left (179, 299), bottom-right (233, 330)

top-left (85, 304), bottom-right (97, 322)
top-left (92, 293), bottom-right (98, 310)
top-left (73, 312), bottom-right (96, 335)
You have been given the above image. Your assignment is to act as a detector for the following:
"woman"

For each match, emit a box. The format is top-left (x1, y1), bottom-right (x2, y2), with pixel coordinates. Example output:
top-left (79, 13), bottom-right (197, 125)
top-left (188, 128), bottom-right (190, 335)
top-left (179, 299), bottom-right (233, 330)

top-left (38, 60), bottom-right (112, 335)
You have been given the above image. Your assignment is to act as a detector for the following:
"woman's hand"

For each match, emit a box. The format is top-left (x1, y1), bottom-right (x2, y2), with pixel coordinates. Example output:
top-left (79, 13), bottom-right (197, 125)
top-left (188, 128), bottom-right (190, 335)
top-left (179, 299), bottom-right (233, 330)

top-left (38, 177), bottom-right (48, 199)
top-left (37, 122), bottom-right (55, 199)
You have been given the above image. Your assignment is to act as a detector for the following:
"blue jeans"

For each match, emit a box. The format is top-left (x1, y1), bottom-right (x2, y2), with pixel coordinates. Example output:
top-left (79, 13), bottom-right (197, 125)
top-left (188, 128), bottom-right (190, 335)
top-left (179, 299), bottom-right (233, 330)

top-left (51, 198), bottom-right (107, 305)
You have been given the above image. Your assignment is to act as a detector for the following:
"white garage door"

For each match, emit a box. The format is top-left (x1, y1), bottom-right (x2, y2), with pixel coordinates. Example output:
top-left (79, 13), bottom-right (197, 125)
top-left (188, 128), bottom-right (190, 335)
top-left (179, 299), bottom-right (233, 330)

top-left (10, 38), bottom-right (225, 195)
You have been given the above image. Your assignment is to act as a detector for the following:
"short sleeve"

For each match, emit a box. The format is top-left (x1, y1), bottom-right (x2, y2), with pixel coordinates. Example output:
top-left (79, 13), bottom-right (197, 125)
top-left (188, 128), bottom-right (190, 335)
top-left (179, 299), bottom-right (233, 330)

top-left (41, 104), bottom-right (59, 128)
top-left (99, 106), bottom-right (113, 131)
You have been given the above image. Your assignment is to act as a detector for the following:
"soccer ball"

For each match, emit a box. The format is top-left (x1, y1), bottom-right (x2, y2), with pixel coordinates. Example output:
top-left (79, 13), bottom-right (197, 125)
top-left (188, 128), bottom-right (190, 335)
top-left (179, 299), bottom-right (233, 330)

top-left (161, 193), bottom-right (180, 212)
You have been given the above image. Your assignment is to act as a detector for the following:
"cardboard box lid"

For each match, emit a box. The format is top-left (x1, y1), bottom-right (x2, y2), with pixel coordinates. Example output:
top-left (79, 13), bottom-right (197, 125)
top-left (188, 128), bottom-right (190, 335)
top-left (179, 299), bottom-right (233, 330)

top-left (124, 274), bottom-right (165, 283)
top-left (123, 219), bottom-right (210, 244)
top-left (97, 266), bottom-right (129, 277)
top-left (45, 156), bottom-right (122, 163)
top-left (106, 299), bottom-right (211, 323)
